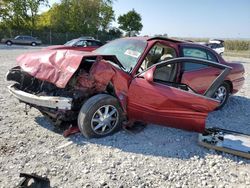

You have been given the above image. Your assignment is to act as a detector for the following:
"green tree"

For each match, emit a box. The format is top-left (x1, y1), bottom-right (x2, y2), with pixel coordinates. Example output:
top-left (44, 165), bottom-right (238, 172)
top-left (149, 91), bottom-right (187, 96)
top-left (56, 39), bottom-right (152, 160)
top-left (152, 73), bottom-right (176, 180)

top-left (39, 0), bottom-right (115, 34)
top-left (0, 0), bottom-right (48, 31)
top-left (0, 0), bottom-right (29, 31)
top-left (107, 27), bottom-right (122, 38)
top-left (118, 9), bottom-right (143, 36)
top-left (99, 0), bottom-right (115, 31)
top-left (26, 0), bottom-right (48, 30)
top-left (0, 0), bottom-right (9, 19)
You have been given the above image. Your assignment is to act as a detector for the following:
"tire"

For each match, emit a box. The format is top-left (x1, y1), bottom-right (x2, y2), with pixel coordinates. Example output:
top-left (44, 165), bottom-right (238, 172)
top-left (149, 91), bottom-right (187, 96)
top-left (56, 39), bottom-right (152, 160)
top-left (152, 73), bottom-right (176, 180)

top-left (213, 82), bottom-right (230, 110)
top-left (78, 94), bottom-right (123, 138)
top-left (31, 42), bottom-right (37, 46)
top-left (6, 41), bottom-right (12, 46)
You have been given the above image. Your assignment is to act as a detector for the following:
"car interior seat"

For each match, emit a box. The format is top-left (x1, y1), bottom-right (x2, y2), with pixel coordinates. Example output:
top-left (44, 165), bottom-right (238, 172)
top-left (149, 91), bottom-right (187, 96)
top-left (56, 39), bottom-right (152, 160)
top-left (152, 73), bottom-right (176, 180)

top-left (154, 49), bottom-right (177, 82)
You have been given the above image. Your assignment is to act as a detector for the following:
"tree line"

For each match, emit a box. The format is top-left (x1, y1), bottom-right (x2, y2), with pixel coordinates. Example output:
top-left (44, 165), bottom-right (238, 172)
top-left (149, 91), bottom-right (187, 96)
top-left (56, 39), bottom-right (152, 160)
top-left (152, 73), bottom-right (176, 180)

top-left (0, 0), bottom-right (143, 42)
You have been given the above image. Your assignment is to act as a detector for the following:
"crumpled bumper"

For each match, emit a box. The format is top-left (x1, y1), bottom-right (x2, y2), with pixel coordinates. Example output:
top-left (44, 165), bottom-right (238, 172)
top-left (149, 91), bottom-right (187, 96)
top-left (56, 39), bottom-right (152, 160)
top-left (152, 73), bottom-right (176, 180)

top-left (7, 84), bottom-right (72, 110)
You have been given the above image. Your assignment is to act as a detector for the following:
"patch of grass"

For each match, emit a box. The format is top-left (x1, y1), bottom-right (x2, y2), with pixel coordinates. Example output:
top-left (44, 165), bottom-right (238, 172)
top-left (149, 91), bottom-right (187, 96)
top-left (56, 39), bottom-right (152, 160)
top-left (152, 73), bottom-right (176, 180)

top-left (224, 50), bottom-right (250, 58)
top-left (224, 40), bottom-right (250, 51)
top-left (174, 37), bottom-right (250, 51)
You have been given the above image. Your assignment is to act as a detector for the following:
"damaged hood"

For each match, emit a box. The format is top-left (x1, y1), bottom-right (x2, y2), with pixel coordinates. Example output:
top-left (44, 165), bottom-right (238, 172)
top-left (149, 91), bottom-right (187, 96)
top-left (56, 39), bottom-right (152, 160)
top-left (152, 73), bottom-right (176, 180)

top-left (17, 50), bottom-right (102, 88)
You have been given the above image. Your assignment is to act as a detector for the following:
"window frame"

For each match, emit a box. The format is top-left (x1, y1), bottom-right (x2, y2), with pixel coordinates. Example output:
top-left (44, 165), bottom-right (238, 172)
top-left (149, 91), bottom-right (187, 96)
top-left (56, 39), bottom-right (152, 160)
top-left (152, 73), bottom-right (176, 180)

top-left (86, 40), bottom-right (103, 47)
top-left (136, 41), bottom-right (178, 74)
top-left (23, 36), bottom-right (33, 40)
top-left (137, 57), bottom-right (232, 98)
top-left (180, 45), bottom-right (219, 72)
top-left (74, 40), bottom-right (87, 47)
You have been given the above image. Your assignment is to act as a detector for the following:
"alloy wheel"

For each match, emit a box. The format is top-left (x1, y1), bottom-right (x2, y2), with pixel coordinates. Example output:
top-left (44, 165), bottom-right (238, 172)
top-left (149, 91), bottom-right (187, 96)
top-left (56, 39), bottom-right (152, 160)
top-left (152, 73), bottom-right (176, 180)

top-left (214, 85), bottom-right (227, 103)
top-left (91, 105), bottom-right (119, 135)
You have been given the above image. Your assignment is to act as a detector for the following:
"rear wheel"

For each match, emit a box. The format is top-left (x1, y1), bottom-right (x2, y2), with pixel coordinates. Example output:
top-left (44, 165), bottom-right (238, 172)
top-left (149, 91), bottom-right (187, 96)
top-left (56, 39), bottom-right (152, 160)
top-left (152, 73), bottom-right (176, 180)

top-left (78, 94), bottom-right (123, 138)
top-left (31, 42), bottom-right (37, 46)
top-left (213, 82), bottom-right (230, 109)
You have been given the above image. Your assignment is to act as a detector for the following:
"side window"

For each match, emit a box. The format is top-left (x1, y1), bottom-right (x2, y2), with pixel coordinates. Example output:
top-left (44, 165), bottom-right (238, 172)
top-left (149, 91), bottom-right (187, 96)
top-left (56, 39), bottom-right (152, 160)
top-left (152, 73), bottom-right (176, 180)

top-left (183, 48), bottom-right (207, 59)
top-left (154, 46), bottom-right (163, 56)
top-left (75, 40), bottom-right (87, 47)
top-left (153, 63), bottom-right (177, 83)
top-left (86, 41), bottom-right (93, 46)
top-left (182, 47), bottom-right (218, 71)
top-left (29, 36), bottom-right (35, 40)
top-left (207, 51), bottom-right (218, 62)
top-left (183, 62), bottom-right (207, 71)
top-left (138, 42), bottom-right (177, 73)
top-left (88, 41), bottom-right (102, 47)
top-left (24, 36), bottom-right (32, 40)
top-left (218, 43), bottom-right (224, 48)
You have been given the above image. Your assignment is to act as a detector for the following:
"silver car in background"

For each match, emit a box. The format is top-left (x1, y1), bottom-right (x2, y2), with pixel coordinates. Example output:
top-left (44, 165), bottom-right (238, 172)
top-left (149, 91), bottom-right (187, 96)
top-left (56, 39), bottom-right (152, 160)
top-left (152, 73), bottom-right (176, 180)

top-left (1, 35), bottom-right (42, 46)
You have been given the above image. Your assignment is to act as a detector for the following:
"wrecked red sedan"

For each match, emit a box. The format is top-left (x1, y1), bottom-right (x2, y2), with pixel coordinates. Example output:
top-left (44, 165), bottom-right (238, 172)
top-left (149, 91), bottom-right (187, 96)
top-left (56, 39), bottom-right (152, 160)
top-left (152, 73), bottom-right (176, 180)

top-left (6, 37), bottom-right (245, 138)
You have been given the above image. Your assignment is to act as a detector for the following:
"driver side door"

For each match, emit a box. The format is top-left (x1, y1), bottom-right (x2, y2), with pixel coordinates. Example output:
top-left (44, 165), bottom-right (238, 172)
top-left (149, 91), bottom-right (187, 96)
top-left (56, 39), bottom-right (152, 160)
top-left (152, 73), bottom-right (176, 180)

top-left (127, 58), bottom-right (231, 133)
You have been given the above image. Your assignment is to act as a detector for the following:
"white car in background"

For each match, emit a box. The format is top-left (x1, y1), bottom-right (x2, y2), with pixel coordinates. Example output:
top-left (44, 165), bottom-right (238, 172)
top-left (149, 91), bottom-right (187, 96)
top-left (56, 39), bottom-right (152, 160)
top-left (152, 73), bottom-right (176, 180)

top-left (206, 39), bottom-right (225, 55)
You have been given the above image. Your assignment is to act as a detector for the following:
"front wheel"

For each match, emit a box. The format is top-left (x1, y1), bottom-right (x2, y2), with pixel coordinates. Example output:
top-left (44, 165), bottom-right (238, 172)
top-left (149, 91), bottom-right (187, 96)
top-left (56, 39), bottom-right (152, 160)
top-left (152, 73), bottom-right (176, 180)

top-left (78, 94), bottom-right (123, 138)
top-left (213, 82), bottom-right (230, 109)
top-left (31, 42), bottom-right (37, 46)
top-left (6, 41), bottom-right (12, 46)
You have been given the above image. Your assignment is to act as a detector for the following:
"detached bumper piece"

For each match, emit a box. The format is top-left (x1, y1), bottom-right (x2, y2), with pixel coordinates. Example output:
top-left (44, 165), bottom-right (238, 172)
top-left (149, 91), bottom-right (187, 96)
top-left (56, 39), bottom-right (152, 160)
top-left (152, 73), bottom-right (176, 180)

top-left (199, 128), bottom-right (250, 159)
top-left (8, 84), bottom-right (72, 110)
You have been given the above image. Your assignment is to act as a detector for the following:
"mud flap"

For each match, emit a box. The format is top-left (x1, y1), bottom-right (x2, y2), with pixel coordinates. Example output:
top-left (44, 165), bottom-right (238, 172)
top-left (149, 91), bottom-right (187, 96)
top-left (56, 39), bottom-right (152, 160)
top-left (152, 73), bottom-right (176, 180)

top-left (198, 128), bottom-right (250, 159)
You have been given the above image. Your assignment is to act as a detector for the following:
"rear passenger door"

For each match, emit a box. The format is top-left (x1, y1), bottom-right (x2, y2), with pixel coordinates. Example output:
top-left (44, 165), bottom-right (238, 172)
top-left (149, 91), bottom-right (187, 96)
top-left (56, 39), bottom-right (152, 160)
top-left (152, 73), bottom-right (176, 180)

top-left (180, 46), bottom-right (221, 94)
top-left (15, 36), bottom-right (24, 44)
top-left (23, 36), bottom-right (32, 45)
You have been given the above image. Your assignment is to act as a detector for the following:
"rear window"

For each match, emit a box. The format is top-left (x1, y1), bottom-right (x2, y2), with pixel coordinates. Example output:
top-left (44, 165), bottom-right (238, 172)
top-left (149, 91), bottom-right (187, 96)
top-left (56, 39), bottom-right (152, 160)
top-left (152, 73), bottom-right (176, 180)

top-left (183, 48), bottom-right (207, 59)
top-left (182, 47), bottom-right (218, 71)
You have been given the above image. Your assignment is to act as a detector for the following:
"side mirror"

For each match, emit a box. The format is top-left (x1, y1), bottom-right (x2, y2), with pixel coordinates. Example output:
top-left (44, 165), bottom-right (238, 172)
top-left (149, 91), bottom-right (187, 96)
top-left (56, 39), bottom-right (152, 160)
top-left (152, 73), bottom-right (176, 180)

top-left (144, 66), bottom-right (155, 83)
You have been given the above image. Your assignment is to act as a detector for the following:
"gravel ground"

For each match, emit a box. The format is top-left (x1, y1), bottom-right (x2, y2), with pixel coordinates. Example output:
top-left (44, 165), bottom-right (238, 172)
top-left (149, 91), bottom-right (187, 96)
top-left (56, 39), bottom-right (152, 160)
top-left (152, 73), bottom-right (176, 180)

top-left (0, 45), bottom-right (250, 188)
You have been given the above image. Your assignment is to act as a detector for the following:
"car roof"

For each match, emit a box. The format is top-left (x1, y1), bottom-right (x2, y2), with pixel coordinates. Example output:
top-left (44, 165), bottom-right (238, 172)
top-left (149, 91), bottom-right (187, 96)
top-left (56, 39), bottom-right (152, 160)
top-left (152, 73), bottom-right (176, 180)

top-left (113, 37), bottom-right (216, 51)
top-left (79, 36), bottom-right (95, 39)
top-left (209, 39), bottom-right (224, 43)
top-left (76, 38), bottom-right (101, 42)
top-left (147, 36), bottom-right (186, 43)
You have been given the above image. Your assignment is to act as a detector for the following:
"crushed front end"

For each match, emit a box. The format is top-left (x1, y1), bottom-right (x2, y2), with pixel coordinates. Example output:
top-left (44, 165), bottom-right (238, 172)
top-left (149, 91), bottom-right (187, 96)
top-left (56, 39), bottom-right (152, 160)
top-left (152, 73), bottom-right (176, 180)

top-left (6, 66), bottom-right (92, 122)
top-left (6, 49), bottom-right (129, 125)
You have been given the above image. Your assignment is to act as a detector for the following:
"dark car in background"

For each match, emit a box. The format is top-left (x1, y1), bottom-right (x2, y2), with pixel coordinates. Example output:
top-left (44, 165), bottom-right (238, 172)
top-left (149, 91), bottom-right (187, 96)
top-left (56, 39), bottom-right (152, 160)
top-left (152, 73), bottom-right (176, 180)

top-left (45, 37), bottom-right (103, 52)
top-left (1, 35), bottom-right (42, 46)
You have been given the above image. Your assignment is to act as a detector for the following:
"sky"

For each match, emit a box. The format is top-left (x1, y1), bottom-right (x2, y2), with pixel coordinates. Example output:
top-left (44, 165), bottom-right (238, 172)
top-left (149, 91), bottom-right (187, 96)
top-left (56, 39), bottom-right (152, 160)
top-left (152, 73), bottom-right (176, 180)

top-left (47, 0), bottom-right (250, 39)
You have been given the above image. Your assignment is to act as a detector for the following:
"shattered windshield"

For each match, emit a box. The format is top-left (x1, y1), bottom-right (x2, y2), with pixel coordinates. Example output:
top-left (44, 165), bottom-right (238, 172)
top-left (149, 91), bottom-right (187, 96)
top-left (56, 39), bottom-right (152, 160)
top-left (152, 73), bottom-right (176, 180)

top-left (94, 38), bottom-right (147, 72)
